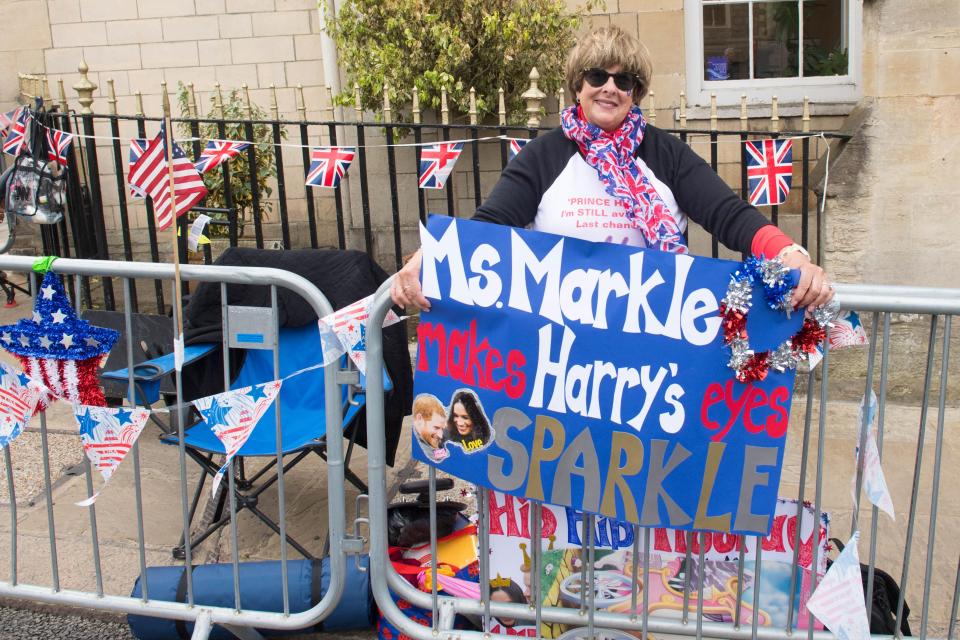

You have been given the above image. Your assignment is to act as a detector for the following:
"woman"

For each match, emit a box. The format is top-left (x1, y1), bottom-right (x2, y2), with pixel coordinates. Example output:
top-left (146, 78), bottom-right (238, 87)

top-left (391, 25), bottom-right (833, 312)
top-left (445, 389), bottom-right (491, 452)
top-left (489, 576), bottom-right (528, 628)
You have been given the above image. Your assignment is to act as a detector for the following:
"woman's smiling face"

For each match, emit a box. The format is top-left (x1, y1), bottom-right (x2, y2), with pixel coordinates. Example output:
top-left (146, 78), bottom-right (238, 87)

top-left (452, 401), bottom-right (473, 435)
top-left (576, 65), bottom-right (633, 132)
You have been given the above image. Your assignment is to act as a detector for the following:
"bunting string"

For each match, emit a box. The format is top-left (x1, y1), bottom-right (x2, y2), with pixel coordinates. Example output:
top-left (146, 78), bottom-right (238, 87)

top-left (17, 110), bottom-right (834, 152)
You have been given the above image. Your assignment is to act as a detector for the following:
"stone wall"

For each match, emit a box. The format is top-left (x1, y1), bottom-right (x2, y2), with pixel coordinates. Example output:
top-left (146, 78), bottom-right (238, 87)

top-left (2, 0), bottom-right (328, 118)
top-left (819, 0), bottom-right (960, 402)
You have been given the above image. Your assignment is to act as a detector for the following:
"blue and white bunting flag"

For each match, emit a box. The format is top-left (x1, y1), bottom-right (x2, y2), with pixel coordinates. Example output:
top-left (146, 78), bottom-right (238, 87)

top-left (418, 142), bottom-right (463, 189)
top-left (807, 532), bottom-right (870, 640)
top-left (0, 363), bottom-right (44, 448)
top-left (194, 380), bottom-right (282, 496)
top-left (74, 404), bottom-right (151, 505)
top-left (853, 390), bottom-right (894, 519)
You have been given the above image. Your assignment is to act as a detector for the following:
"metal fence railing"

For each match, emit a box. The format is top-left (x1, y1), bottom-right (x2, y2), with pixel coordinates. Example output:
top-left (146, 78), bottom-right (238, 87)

top-left (363, 279), bottom-right (960, 640)
top-left (0, 255), bottom-right (362, 639)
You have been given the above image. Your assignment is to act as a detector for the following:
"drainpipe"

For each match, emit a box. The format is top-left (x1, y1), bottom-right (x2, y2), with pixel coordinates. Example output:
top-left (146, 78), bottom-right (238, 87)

top-left (317, 0), bottom-right (356, 247)
top-left (318, 0), bottom-right (342, 109)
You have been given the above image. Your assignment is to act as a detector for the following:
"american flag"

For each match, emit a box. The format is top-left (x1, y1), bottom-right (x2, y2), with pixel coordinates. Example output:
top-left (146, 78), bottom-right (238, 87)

top-left (194, 139), bottom-right (250, 174)
top-left (745, 138), bottom-right (793, 206)
top-left (45, 128), bottom-right (74, 168)
top-left (128, 138), bottom-right (149, 198)
top-left (76, 405), bottom-right (150, 479)
top-left (2, 108), bottom-right (29, 156)
top-left (305, 146), bottom-right (355, 188)
top-left (507, 137), bottom-right (529, 161)
top-left (128, 124), bottom-right (208, 231)
top-left (418, 142), bottom-right (463, 189)
top-left (806, 532), bottom-right (870, 640)
top-left (194, 380), bottom-right (283, 497)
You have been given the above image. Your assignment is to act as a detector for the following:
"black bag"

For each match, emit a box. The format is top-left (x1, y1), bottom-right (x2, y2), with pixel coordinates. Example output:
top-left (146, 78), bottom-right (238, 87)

top-left (4, 107), bottom-right (66, 224)
top-left (828, 538), bottom-right (912, 636)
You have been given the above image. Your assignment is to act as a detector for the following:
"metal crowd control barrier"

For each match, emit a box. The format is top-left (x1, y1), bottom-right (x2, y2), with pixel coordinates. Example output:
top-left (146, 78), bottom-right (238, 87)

top-left (0, 256), bottom-right (359, 639)
top-left (364, 279), bottom-right (960, 640)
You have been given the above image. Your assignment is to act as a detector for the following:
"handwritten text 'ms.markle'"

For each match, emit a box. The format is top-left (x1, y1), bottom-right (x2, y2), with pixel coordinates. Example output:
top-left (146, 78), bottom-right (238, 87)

top-left (421, 221), bottom-right (723, 346)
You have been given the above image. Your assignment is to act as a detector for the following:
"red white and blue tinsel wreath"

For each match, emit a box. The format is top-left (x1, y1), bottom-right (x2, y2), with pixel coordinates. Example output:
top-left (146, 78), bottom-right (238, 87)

top-left (0, 271), bottom-right (118, 408)
top-left (719, 256), bottom-right (838, 383)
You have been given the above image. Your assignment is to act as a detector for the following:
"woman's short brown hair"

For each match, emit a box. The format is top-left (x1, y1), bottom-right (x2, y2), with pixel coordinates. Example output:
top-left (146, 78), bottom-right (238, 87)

top-left (565, 26), bottom-right (653, 104)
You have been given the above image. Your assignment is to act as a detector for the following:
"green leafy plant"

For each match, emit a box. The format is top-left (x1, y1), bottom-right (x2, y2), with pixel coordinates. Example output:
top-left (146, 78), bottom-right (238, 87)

top-left (804, 45), bottom-right (848, 76)
top-left (175, 83), bottom-right (284, 237)
top-left (325, 0), bottom-right (599, 125)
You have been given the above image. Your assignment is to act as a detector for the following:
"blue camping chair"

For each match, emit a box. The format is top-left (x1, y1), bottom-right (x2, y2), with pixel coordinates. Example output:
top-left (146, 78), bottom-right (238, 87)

top-left (104, 322), bottom-right (389, 561)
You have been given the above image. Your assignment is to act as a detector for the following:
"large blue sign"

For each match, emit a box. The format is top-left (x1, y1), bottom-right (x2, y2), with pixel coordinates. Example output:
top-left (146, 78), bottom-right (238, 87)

top-left (411, 216), bottom-right (803, 535)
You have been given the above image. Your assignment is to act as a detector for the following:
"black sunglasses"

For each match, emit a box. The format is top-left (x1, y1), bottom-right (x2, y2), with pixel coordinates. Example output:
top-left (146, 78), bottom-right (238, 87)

top-left (582, 68), bottom-right (642, 93)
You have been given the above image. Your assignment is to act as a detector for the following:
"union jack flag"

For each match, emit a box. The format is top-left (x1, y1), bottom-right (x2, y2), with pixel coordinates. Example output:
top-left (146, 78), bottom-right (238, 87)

top-left (128, 123), bottom-right (208, 231)
top-left (2, 108), bottom-right (29, 156)
top-left (0, 108), bottom-right (19, 133)
top-left (76, 405), bottom-right (150, 478)
top-left (745, 138), bottom-right (793, 206)
top-left (128, 138), bottom-right (149, 198)
top-left (506, 137), bottom-right (529, 161)
top-left (418, 142), bottom-right (463, 189)
top-left (194, 380), bottom-right (283, 496)
top-left (45, 128), bottom-right (74, 168)
top-left (194, 139), bottom-right (250, 174)
top-left (305, 146), bottom-right (355, 188)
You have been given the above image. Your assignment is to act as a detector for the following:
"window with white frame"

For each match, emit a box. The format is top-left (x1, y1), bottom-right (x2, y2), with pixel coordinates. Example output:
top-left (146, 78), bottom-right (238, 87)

top-left (683, 0), bottom-right (861, 106)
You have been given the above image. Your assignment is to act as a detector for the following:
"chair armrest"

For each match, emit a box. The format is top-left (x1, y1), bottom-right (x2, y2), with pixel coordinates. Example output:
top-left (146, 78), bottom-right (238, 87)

top-left (102, 343), bottom-right (218, 382)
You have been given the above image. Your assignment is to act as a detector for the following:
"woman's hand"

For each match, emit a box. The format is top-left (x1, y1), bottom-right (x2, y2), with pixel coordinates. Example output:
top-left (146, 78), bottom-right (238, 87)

top-left (390, 249), bottom-right (431, 311)
top-left (780, 249), bottom-right (834, 312)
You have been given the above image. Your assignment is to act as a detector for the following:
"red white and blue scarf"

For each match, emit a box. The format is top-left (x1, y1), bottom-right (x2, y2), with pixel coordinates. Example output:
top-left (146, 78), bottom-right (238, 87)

top-left (560, 104), bottom-right (688, 254)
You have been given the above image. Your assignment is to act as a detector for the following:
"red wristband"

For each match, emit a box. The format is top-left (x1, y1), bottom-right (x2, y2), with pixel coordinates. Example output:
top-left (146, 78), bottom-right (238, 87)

top-left (751, 225), bottom-right (794, 259)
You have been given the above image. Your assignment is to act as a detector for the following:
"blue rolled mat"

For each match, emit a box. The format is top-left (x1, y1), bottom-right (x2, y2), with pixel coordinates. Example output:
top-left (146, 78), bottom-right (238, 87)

top-left (128, 556), bottom-right (374, 640)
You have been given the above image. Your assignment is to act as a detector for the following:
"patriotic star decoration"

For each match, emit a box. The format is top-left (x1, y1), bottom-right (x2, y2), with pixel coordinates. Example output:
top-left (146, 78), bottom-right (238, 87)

top-left (0, 362), bottom-right (45, 448)
top-left (0, 271), bottom-right (118, 407)
top-left (193, 380), bottom-right (283, 496)
top-left (74, 404), bottom-right (151, 504)
top-left (317, 293), bottom-right (405, 375)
